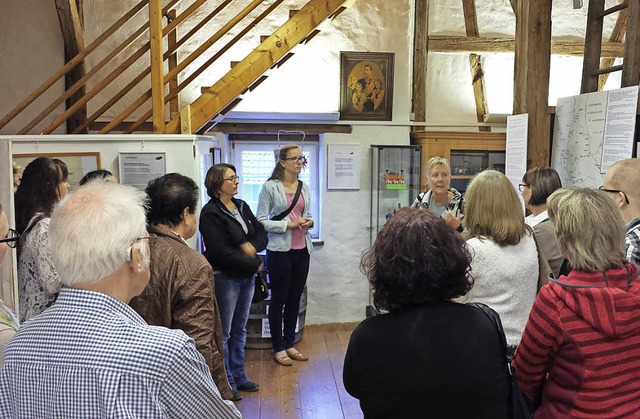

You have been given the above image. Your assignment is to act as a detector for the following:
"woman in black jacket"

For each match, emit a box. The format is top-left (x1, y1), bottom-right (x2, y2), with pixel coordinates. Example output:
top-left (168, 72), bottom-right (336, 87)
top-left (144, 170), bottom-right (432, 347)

top-left (200, 163), bottom-right (268, 401)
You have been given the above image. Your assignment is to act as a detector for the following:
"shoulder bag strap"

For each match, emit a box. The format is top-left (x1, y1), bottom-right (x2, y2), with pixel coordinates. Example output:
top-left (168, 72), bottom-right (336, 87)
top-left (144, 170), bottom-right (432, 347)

top-left (272, 180), bottom-right (303, 221)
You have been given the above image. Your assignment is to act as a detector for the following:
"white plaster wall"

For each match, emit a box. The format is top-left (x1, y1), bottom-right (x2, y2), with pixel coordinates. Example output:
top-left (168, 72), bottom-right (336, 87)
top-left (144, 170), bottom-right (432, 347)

top-left (305, 126), bottom-right (410, 324)
top-left (0, 0), bottom-right (66, 135)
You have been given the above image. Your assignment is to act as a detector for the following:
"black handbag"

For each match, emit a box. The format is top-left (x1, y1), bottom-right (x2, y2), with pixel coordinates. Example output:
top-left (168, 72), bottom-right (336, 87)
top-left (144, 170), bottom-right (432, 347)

top-left (469, 302), bottom-right (533, 419)
top-left (252, 271), bottom-right (269, 304)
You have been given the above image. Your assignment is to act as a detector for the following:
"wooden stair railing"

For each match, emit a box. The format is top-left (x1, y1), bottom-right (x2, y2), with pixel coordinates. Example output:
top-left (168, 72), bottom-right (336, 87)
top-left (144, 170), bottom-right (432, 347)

top-left (2, 0), bottom-right (356, 135)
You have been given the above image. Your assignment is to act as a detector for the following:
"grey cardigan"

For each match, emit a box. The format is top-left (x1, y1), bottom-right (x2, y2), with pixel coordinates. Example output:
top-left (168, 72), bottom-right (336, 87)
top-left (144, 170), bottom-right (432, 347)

top-left (256, 179), bottom-right (313, 254)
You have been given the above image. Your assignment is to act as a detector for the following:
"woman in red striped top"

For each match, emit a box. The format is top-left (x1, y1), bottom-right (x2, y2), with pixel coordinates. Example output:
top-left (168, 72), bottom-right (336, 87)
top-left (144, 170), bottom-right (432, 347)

top-left (514, 188), bottom-right (640, 418)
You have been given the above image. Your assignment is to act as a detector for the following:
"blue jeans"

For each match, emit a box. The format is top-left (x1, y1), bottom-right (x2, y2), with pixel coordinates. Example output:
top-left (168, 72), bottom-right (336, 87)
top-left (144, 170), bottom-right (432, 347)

top-left (266, 249), bottom-right (310, 352)
top-left (215, 272), bottom-right (255, 390)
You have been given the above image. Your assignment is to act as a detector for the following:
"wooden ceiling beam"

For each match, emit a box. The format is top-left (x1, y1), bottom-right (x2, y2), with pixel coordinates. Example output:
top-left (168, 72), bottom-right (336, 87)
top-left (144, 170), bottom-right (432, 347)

top-left (428, 35), bottom-right (624, 57)
top-left (214, 123), bottom-right (352, 134)
top-left (54, 0), bottom-right (87, 133)
top-left (513, 0), bottom-right (552, 169)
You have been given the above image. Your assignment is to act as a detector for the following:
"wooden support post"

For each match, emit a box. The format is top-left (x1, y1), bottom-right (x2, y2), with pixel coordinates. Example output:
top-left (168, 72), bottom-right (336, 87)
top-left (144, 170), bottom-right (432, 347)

top-left (581, 0), bottom-right (606, 93)
top-left (167, 10), bottom-right (180, 120)
top-left (411, 0), bottom-right (428, 130)
top-left (149, 0), bottom-right (165, 133)
top-left (54, 0), bottom-right (87, 133)
top-left (513, 0), bottom-right (552, 169)
top-left (180, 104), bottom-right (192, 134)
top-left (622, 0), bottom-right (640, 87)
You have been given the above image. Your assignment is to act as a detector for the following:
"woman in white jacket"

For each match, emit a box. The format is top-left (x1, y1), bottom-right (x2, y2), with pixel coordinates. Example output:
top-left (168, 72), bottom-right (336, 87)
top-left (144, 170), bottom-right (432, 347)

top-left (458, 170), bottom-right (539, 349)
top-left (257, 145), bottom-right (313, 366)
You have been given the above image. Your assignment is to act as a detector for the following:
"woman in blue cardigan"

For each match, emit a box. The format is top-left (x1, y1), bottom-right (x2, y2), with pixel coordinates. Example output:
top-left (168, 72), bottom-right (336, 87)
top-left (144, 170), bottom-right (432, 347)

top-left (257, 145), bottom-right (314, 366)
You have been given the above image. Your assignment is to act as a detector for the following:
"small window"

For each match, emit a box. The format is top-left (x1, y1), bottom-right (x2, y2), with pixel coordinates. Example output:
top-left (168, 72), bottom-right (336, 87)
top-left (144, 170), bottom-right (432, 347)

top-left (231, 137), bottom-right (320, 239)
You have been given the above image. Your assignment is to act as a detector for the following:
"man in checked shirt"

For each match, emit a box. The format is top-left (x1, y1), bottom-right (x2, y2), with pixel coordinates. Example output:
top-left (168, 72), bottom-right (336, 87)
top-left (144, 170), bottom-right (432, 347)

top-left (0, 181), bottom-right (241, 419)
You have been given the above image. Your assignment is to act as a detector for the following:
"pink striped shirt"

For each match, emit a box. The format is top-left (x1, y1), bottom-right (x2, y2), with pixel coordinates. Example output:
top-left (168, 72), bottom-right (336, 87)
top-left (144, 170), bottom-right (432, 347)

top-left (286, 192), bottom-right (306, 250)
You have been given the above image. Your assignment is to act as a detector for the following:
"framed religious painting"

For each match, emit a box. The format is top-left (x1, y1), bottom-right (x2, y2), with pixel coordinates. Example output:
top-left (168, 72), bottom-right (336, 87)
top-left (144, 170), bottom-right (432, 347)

top-left (339, 51), bottom-right (394, 121)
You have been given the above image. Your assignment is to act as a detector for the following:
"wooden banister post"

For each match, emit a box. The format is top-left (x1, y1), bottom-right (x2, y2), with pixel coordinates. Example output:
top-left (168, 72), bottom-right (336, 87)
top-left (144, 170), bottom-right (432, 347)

top-left (149, 0), bottom-right (165, 133)
top-left (167, 9), bottom-right (180, 120)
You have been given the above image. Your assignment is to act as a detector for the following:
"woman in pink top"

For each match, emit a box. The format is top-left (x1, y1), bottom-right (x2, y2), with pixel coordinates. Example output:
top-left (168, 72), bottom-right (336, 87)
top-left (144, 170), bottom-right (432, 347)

top-left (257, 145), bottom-right (314, 366)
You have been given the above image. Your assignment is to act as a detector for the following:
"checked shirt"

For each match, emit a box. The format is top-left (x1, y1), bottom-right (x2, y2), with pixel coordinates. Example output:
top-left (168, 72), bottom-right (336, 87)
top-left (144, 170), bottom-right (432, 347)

top-left (0, 288), bottom-right (241, 419)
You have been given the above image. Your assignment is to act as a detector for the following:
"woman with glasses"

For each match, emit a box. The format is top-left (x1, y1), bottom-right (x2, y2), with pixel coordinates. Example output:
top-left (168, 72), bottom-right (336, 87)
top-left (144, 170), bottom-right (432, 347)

top-left (257, 145), bottom-right (314, 366)
top-left (0, 202), bottom-right (19, 366)
top-left (200, 163), bottom-right (267, 401)
top-left (520, 167), bottom-right (564, 279)
top-left (14, 157), bottom-right (69, 322)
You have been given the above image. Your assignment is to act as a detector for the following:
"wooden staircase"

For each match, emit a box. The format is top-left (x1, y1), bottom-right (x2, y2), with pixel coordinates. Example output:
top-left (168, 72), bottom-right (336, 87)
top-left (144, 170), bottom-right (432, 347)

top-left (0, 0), bottom-right (355, 135)
top-left (581, 0), bottom-right (640, 93)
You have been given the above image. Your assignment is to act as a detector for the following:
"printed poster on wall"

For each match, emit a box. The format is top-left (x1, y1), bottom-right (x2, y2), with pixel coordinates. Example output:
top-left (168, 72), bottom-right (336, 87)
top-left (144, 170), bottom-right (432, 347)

top-left (327, 144), bottom-right (361, 190)
top-left (505, 114), bottom-right (528, 210)
top-left (119, 152), bottom-right (166, 190)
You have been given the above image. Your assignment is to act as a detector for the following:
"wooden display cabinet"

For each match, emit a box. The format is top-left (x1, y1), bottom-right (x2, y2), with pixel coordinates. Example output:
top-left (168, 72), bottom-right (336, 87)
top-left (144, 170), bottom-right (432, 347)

top-left (410, 131), bottom-right (506, 193)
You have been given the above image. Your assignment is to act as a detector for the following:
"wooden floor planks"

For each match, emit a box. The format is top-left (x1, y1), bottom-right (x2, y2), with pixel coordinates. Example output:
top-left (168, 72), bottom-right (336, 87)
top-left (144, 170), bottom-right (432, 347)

top-left (235, 322), bottom-right (363, 419)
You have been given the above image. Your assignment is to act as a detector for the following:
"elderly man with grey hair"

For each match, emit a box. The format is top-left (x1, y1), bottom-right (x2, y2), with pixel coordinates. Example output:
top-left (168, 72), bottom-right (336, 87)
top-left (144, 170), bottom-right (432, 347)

top-left (0, 181), bottom-right (241, 419)
top-left (602, 158), bottom-right (640, 265)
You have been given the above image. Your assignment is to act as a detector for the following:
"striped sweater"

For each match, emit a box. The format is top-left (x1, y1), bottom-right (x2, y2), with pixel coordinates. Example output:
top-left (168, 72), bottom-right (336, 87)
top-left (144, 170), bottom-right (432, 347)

top-left (514, 264), bottom-right (640, 418)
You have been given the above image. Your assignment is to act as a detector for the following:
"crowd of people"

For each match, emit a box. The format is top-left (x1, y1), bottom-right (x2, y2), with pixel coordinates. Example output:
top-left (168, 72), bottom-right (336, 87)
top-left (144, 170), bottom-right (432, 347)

top-left (1, 152), bottom-right (640, 418)
top-left (0, 146), bottom-right (313, 417)
top-left (346, 156), bottom-right (640, 418)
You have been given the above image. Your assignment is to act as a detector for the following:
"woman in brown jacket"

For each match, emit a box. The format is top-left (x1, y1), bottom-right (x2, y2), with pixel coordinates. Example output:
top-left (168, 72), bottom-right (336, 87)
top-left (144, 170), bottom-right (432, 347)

top-left (129, 173), bottom-right (233, 400)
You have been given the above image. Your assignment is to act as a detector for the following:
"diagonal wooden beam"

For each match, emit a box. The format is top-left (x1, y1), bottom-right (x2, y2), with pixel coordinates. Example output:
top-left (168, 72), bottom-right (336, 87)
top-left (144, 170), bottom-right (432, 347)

top-left (54, 0), bottom-right (87, 133)
top-left (411, 0), bottom-right (428, 129)
top-left (462, 0), bottom-right (490, 131)
top-left (599, 5), bottom-right (628, 90)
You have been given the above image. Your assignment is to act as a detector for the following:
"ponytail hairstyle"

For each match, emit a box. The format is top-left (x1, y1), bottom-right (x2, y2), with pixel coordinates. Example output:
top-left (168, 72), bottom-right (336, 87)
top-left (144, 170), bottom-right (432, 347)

top-left (268, 145), bottom-right (301, 181)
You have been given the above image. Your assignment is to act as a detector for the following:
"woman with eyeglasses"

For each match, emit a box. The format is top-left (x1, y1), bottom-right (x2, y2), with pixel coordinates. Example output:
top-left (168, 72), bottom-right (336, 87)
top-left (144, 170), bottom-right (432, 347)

top-left (412, 157), bottom-right (463, 230)
top-left (0, 202), bottom-right (19, 366)
top-left (14, 157), bottom-right (69, 322)
top-left (520, 167), bottom-right (564, 279)
top-left (257, 145), bottom-right (314, 366)
top-left (200, 163), bottom-right (268, 401)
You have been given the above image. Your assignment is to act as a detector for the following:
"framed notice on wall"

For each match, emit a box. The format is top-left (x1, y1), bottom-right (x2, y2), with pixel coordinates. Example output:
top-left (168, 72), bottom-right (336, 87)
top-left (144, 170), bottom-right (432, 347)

top-left (327, 144), bottom-right (361, 190)
top-left (118, 152), bottom-right (166, 190)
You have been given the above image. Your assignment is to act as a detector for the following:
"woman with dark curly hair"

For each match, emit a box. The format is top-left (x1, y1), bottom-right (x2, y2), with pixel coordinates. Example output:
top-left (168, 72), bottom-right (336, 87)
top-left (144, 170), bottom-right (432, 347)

top-left (343, 207), bottom-right (510, 419)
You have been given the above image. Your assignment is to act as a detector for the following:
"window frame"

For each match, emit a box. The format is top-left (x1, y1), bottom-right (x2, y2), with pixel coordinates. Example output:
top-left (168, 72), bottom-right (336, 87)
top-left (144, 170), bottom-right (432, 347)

top-left (230, 136), bottom-right (321, 239)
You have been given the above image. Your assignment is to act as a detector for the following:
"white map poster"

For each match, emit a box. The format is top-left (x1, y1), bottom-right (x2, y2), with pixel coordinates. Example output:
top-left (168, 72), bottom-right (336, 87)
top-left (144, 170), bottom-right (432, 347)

top-left (551, 87), bottom-right (638, 187)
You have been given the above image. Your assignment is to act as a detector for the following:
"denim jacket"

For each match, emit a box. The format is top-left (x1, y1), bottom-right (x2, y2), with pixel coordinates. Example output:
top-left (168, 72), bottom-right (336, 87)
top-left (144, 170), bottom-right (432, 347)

top-left (256, 179), bottom-right (313, 254)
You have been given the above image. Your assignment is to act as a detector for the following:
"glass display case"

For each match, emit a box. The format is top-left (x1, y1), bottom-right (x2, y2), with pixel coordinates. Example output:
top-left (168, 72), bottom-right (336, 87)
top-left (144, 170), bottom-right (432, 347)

top-left (369, 145), bottom-right (422, 244)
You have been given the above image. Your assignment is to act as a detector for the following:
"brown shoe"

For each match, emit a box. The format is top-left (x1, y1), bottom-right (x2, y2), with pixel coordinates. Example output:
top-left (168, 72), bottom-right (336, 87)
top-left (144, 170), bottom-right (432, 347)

top-left (273, 351), bottom-right (293, 366)
top-left (286, 348), bottom-right (309, 361)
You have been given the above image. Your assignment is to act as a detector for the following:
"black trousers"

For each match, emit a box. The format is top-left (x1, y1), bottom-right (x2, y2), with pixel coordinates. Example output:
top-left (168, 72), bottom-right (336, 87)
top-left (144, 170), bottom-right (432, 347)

top-left (266, 248), bottom-right (310, 352)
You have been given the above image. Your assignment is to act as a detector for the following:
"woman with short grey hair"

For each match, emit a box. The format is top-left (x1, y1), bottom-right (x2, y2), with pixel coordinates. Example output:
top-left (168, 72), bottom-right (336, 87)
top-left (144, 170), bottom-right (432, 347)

top-left (412, 156), bottom-right (463, 230)
top-left (515, 188), bottom-right (640, 417)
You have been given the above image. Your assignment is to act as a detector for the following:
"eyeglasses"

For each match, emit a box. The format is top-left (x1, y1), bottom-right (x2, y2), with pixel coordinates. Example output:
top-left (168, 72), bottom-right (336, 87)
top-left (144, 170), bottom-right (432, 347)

top-left (0, 229), bottom-right (19, 248)
top-left (126, 236), bottom-right (153, 262)
top-left (518, 184), bottom-right (529, 192)
top-left (224, 175), bottom-right (240, 182)
top-left (598, 186), bottom-right (629, 204)
top-left (282, 156), bottom-right (307, 163)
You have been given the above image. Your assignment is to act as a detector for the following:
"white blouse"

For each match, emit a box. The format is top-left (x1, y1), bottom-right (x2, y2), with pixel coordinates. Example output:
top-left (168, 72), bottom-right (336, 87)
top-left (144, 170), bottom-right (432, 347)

top-left (18, 217), bottom-right (62, 322)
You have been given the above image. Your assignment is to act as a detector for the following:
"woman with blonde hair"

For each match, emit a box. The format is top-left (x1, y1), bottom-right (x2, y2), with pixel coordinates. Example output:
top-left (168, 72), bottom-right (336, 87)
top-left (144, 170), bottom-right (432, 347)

top-left (257, 145), bottom-right (313, 366)
top-left (515, 188), bottom-right (640, 417)
top-left (412, 157), bottom-right (463, 230)
top-left (458, 170), bottom-right (539, 348)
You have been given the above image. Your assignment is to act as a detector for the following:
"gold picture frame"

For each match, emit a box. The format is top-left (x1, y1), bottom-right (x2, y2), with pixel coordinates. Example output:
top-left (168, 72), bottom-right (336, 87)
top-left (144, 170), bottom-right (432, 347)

top-left (339, 51), bottom-right (394, 121)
